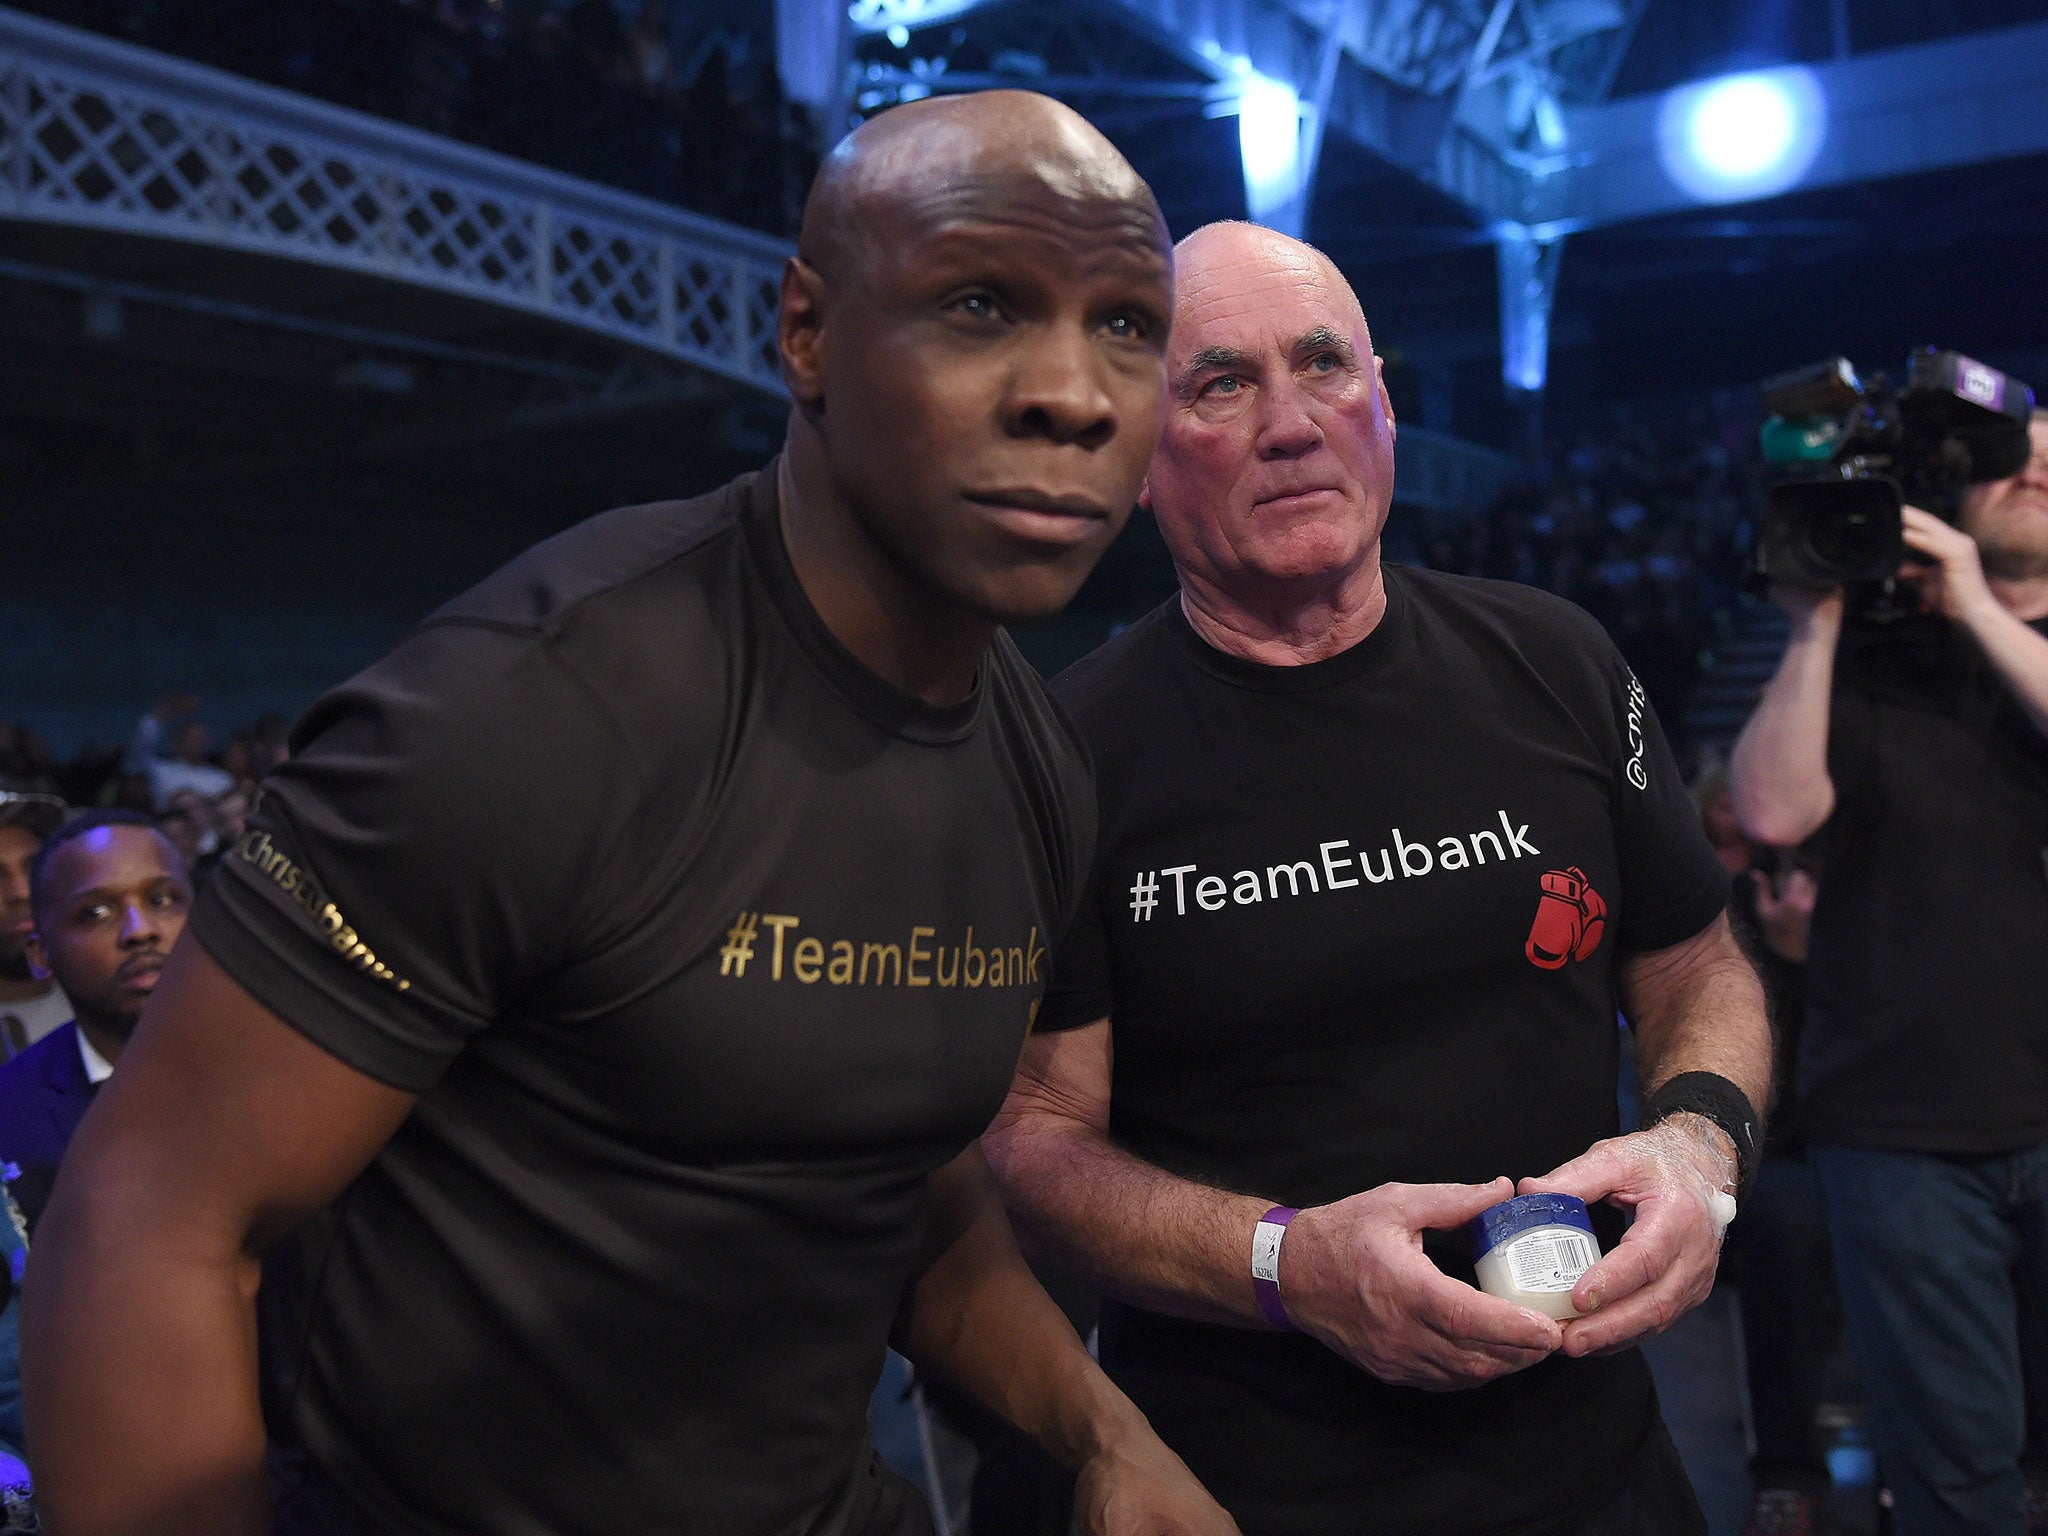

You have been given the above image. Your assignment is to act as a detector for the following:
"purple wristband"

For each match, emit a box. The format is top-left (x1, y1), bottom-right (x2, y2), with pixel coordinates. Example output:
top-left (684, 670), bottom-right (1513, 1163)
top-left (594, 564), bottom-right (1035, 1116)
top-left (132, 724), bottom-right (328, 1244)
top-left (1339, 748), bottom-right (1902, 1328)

top-left (1250, 1205), bottom-right (1301, 1331)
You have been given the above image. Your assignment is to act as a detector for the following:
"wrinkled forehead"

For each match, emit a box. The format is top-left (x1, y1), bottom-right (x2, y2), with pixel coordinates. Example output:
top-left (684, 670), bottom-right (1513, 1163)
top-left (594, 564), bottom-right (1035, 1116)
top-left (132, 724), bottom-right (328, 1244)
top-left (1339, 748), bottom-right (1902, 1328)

top-left (1169, 234), bottom-right (1367, 366)
top-left (908, 171), bottom-right (1163, 248)
top-left (863, 163), bottom-right (1169, 285)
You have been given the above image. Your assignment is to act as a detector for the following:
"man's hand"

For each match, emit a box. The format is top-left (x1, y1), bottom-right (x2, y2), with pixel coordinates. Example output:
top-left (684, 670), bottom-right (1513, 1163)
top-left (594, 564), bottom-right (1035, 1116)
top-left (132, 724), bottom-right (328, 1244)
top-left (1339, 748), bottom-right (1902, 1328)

top-left (1283, 1177), bottom-right (1562, 1391)
top-left (1519, 1115), bottom-right (1735, 1359)
top-left (1897, 505), bottom-right (2001, 626)
top-left (1074, 1433), bottom-right (1243, 1536)
top-left (1894, 503), bottom-right (2048, 742)
top-left (898, 1146), bottom-right (1239, 1534)
top-left (1750, 865), bottom-right (1817, 963)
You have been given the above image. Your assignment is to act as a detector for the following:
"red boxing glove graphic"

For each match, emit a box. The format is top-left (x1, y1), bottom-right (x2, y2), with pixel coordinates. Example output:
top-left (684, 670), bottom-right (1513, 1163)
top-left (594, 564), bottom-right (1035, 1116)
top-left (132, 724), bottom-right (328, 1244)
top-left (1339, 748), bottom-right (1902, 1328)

top-left (1526, 866), bottom-right (1607, 970)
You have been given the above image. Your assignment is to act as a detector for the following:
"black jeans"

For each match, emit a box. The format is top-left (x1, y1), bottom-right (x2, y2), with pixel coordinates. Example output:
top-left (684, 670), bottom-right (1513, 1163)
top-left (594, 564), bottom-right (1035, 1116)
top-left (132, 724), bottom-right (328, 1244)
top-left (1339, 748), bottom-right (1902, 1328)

top-left (1727, 1151), bottom-right (1835, 1487)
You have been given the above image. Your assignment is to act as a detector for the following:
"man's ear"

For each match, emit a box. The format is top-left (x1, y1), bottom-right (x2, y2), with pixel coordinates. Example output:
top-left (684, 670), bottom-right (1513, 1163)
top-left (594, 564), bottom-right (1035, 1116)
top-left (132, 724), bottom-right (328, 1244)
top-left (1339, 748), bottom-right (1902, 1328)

top-left (24, 931), bottom-right (49, 986)
top-left (778, 256), bottom-right (829, 408)
top-left (1137, 475), bottom-right (1153, 513)
top-left (1375, 354), bottom-right (1396, 443)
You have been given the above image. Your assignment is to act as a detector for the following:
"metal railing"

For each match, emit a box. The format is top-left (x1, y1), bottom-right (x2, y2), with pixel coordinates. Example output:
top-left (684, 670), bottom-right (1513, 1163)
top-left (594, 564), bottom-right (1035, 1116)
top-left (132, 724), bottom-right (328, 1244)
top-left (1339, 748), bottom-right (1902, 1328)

top-left (0, 6), bottom-right (1530, 506)
top-left (0, 5), bottom-right (793, 395)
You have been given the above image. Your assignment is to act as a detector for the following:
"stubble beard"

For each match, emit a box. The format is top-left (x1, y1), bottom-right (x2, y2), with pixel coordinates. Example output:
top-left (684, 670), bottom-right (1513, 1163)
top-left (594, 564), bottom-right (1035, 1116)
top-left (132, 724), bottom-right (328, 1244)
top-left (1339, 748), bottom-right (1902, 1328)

top-left (1968, 487), bottom-right (2048, 581)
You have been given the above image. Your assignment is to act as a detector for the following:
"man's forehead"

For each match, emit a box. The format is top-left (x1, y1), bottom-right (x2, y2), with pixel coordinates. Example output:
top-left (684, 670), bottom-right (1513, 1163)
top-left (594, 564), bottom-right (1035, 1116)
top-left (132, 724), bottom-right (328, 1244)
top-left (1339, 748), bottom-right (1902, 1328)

top-left (890, 168), bottom-right (1168, 253)
top-left (1171, 237), bottom-right (1366, 361)
top-left (49, 826), bottom-right (179, 891)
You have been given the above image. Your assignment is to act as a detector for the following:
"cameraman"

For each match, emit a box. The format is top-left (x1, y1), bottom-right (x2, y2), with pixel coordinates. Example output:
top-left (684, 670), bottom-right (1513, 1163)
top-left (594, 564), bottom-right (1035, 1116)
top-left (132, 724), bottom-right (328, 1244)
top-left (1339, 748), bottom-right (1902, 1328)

top-left (1729, 411), bottom-right (2048, 1536)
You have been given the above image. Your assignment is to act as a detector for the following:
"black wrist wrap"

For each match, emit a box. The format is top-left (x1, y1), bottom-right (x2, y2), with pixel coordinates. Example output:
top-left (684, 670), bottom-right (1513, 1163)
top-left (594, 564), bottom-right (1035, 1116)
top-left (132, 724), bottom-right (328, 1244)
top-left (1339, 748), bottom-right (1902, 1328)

top-left (1640, 1071), bottom-right (1761, 1202)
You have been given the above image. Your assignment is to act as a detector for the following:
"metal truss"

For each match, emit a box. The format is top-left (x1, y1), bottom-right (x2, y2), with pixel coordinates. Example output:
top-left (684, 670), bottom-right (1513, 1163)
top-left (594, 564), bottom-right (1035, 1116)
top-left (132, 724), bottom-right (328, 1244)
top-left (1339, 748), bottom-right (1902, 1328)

top-left (849, 2), bottom-right (1211, 126)
top-left (849, 0), bottom-right (1642, 225)
top-left (0, 6), bottom-right (793, 397)
top-left (848, 0), bottom-right (995, 38)
top-left (1309, 0), bottom-right (1635, 114)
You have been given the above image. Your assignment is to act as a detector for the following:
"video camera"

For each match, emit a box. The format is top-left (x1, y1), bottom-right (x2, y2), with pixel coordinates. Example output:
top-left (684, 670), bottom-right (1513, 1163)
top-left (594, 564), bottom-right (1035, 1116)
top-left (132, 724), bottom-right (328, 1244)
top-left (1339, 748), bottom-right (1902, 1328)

top-left (1755, 349), bottom-right (2035, 591)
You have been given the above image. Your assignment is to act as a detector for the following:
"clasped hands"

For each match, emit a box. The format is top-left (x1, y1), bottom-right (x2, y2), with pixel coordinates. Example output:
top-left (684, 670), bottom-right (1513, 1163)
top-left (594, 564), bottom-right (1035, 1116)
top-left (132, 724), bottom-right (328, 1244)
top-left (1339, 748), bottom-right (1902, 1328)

top-left (1279, 1116), bottom-right (1736, 1391)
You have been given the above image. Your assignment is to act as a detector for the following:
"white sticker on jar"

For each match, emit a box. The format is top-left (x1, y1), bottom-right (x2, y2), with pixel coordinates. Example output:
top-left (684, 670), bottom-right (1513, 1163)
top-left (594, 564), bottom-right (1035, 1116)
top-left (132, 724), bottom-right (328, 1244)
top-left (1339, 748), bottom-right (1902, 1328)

top-left (1505, 1230), bottom-right (1599, 1293)
top-left (1471, 1193), bottom-right (1604, 1319)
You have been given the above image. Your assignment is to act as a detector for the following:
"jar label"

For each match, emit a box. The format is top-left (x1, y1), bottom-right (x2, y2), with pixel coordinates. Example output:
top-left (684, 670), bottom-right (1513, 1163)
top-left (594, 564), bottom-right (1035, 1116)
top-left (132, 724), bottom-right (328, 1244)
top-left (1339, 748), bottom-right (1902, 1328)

top-left (1506, 1229), bottom-right (1597, 1293)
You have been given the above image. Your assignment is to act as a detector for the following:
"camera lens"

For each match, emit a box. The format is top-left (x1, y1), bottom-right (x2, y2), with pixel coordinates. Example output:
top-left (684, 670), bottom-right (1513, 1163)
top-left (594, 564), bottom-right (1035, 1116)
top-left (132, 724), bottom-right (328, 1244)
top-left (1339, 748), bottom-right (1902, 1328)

top-left (1806, 505), bottom-right (1885, 568)
top-left (1764, 476), bottom-right (1903, 585)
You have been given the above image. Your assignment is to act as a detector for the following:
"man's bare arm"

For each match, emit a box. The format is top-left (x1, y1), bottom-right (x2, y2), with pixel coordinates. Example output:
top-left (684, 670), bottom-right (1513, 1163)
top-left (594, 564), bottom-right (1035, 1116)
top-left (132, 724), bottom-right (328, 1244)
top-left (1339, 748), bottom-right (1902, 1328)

top-left (1729, 587), bottom-right (1843, 847)
top-left (1625, 912), bottom-right (1773, 1114)
top-left (895, 1145), bottom-right (1239, 1534)
top-left (23, 940), bottom-right (416, 1536)
top-left (1522, 914), bottom-right (1771, 1358)
top-left (985, 1022), bottom-right (1560, 1393)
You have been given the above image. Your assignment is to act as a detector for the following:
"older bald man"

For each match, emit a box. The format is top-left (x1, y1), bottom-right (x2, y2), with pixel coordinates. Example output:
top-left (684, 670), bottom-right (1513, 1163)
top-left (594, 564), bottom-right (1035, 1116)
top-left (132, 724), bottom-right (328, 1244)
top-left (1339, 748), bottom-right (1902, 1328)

top-left (985, 222), bottom-right (1772, 1535)
top-left (26, 95), bottom-right (1237, 1536)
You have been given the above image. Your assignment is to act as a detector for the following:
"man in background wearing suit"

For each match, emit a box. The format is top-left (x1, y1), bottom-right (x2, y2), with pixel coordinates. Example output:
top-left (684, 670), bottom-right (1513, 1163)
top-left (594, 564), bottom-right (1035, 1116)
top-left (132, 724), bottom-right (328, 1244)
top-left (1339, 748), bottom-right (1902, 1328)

top-left (0, 809), bottom-right (193, 1211)
top-left (0, 810), bottom-right (192, 1456)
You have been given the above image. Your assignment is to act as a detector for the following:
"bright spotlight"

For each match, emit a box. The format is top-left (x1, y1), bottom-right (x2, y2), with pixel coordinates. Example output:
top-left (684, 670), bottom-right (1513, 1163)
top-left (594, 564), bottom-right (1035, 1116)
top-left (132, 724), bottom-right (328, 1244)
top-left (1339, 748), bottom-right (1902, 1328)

top-left (1236, 72), bottom-right (1302, 221)
top-left (1658, 67), bottom-right (1826, 204)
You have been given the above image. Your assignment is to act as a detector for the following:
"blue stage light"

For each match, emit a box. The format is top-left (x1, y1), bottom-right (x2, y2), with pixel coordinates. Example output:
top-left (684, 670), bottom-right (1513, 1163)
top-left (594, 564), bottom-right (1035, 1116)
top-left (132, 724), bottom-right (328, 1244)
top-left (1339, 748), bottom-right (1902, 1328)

top-left (1657, 67), bottom-right (1826, 204)
top-left (1236, 72), bottom-right (1302, 220)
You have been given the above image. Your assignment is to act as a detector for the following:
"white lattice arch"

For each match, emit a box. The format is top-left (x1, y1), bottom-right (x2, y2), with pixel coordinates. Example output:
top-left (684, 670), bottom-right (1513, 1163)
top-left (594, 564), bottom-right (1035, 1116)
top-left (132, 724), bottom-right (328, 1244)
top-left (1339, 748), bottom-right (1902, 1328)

top-left (0, 5), bottom-right (793, 395)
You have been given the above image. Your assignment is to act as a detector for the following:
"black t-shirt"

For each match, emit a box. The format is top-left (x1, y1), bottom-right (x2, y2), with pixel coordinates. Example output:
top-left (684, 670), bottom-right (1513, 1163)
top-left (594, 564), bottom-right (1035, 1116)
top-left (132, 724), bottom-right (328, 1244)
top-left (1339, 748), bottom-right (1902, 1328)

top-left (1038, 565), bottom-right (1727, 1536)
top-left (1799, 612), bottom-right (2048, 1153)
top-left (190, 463), bottom-right (1093, 1536)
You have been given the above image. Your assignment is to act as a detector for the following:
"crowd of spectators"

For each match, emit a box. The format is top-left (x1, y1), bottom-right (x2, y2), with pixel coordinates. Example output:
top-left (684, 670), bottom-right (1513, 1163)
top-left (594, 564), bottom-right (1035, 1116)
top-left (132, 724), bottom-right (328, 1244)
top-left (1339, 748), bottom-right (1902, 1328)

top-left (0, 699), bottom-right (286, 882)
top-left (1391, 406), bottom-right (1766, 742)
top-left (18, 0), bottom-right (821, 235)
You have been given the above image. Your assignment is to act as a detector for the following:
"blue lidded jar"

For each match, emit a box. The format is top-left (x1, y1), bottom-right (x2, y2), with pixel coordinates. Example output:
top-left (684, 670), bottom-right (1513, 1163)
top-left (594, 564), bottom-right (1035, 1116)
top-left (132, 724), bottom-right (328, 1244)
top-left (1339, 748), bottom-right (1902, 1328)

top-left (1470, 1192), bottom-right (1602, 1319)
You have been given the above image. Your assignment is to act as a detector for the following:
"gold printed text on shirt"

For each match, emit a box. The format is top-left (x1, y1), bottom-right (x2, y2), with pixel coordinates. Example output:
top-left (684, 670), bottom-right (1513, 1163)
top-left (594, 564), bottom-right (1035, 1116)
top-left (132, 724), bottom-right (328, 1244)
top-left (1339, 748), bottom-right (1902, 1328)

top-left (232, 831), bottom-right (412, 992)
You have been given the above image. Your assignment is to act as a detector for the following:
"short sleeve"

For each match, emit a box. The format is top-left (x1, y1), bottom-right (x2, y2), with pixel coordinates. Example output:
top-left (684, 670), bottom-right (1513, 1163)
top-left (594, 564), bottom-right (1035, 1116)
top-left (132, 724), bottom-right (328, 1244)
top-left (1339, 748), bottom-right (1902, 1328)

top-left (1034, 861), bottom-right (1113, 1033)
top-left (189, 620), bottom-right (635, 1092)
top-left (1605, 649), bottom-right (1729, 952)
